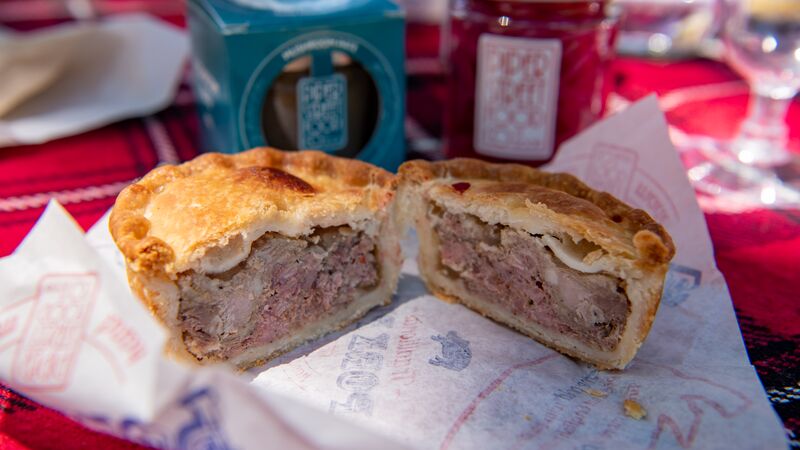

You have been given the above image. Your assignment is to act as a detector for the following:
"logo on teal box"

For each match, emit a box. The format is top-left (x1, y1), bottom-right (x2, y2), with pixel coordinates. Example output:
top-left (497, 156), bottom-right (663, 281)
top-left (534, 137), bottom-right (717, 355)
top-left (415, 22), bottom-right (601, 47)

top-left (298, 73), bottom-right (348, 151)
top-left (187, 0), bottom-right (406, 170)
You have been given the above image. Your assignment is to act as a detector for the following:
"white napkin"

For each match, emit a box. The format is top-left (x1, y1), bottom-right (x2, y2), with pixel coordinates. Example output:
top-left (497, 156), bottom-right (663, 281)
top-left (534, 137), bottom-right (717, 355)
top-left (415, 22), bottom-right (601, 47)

top-left (0, 14), bottom-right (188, 147)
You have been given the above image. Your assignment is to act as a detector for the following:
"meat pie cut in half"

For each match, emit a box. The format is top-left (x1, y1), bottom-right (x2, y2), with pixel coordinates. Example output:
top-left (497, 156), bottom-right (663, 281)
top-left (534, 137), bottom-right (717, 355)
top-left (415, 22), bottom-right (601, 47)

top-left (110, 148), bottom-right (402, 369)
top-left (398, 159), bottom-right (675, 369)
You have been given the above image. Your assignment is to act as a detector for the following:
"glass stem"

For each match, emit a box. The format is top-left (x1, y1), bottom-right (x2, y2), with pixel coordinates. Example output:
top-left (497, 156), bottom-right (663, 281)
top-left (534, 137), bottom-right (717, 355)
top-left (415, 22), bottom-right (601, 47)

top-left (733, 90), bottom-right (792, 165)
top-left (739, 91), bottom-right (790, 143)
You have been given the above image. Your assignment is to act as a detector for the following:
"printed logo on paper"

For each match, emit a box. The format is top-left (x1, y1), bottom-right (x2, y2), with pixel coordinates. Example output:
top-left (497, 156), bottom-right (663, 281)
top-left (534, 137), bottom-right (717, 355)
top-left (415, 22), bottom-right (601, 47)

top-left (474, 34), bottom-right (562, 160)
top-left (297, 73), bottom-right (348, 152)
top-left (583, 143), bottom-right (679, 223)
top-left (584, 144), bottom-right (638, 200)
top-left (12, 274), bottom-right (98, 391)
top-left (177, 388), bottom-right (234, 450)
top-left (429, 331), bottom-right (471, 371)
top-left (330, 333), bottom-right (388, 417)
top-left (663, 264), bottom-right (702, 307)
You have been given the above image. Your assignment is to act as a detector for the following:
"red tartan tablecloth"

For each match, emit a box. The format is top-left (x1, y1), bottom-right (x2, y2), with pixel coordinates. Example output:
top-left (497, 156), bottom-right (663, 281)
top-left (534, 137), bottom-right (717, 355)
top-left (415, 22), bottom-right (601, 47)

top-left (0, 1), bottom-right (799, 449)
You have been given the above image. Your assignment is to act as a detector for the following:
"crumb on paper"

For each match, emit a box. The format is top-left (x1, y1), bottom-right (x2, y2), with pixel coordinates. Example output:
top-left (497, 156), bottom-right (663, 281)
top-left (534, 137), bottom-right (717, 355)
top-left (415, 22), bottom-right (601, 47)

top-left (584, 388), bottom-right (608, 398)
top-left (623, 399), bottom-right (647, 420)
top-left (523, 415), bottom-right (531, 421)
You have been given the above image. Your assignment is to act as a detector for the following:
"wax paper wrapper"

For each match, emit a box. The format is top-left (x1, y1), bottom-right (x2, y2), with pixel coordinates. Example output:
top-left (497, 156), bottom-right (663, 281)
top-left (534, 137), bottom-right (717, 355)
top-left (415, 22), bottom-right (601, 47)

top-left (0, 97), bottom-right (786, 449)
top-left (0, 14), bottom-right (187, 147)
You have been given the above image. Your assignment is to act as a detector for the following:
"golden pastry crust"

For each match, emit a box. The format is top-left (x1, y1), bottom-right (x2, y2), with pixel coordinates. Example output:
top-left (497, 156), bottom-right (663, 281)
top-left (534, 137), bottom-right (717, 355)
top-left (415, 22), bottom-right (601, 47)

top-left (110, 148), bottom-right (402, 368)
top-left (399, 158), bottom-right (674, 268)
top-left (397, 158), bottom-right (675, 370)
top-left (111, 147), bottom-right (396, 276)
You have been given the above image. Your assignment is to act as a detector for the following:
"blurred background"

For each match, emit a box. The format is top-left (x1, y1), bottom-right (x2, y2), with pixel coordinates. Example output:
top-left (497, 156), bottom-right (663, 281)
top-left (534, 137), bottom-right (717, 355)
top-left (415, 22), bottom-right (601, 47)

top-left (1, 0), bottom-right (799, 207)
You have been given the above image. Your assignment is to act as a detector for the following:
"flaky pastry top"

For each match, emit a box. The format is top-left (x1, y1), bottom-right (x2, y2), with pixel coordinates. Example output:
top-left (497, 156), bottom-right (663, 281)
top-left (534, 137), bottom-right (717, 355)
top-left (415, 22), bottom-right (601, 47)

top-left (399, 158), bottom-right (675, 270)
top-left (110, 148), bottom-right (395, 276)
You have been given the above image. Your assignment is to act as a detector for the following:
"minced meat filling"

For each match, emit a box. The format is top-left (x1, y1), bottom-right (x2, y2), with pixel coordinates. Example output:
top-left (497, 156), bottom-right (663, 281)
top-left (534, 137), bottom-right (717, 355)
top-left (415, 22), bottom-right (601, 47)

top-left (178, 227), bottom-right (378, 360)
top-left (432, 208), bottom-right (629, 351)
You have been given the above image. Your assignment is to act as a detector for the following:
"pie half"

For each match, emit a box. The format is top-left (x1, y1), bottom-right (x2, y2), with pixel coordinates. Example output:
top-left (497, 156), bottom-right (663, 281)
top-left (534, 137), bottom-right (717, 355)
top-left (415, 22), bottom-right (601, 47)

top-left (110, 148), bottom-right (402, 369)
top-left (397, 159), bottom-right (675, 369)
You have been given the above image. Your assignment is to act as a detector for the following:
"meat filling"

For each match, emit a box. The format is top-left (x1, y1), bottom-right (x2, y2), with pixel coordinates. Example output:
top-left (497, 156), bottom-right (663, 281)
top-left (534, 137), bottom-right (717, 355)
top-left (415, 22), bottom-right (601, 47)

top-left (432, 208), bottom-right (629, 351)
top-left (178, 227), bottom-right (379, 360)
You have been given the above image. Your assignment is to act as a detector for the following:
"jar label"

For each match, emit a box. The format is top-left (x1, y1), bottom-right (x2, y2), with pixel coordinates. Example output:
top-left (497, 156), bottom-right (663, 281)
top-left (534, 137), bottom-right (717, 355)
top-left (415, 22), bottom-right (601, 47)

top-left (474, 34), bottom-right (562, 160)
top-left (297, 73), bottom-right (348, 152)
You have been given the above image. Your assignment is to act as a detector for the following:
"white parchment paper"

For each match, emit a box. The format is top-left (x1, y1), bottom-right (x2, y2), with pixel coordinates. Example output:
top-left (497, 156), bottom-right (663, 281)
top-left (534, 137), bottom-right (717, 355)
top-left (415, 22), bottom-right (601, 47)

top-left (0, 98), bottom-right (786, 449)
top-left (251, 98), bottom-right (786, 449)
top-left (0, 14), bottom-right (188, 147)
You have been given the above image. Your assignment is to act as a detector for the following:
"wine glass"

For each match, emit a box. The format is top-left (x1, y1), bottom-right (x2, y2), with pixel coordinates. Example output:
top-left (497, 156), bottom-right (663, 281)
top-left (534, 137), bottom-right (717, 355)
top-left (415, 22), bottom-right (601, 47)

top-left (726, 0), bottom-right (800, 166)
top-left (682, 0), bottom-right (800, 209)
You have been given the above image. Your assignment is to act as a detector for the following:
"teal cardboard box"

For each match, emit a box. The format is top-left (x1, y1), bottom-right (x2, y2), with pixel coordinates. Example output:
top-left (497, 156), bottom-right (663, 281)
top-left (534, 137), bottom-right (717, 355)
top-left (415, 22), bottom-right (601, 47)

top-left (187, 0), bottom-right (406, 170)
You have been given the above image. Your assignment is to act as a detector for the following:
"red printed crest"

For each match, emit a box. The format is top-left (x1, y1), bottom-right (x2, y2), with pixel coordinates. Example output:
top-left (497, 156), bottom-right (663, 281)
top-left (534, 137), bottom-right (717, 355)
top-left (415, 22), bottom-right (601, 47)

top-left (12, 274), bottom-right (98, 392)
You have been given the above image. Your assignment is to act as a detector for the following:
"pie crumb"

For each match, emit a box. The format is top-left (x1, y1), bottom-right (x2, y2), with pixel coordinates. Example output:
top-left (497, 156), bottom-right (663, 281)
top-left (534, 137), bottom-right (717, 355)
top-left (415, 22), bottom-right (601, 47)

top-left (623, 399), bottom-right (647, 420)
top-left (584, 388), bottom-right (608, 398)
top-left (524, 415), bottom-right (531, 421)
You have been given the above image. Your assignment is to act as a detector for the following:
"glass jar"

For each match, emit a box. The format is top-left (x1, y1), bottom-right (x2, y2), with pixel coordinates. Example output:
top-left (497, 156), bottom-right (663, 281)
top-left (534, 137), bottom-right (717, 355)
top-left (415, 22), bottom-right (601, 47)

top-left (443, 0), bottom-right (619, 165)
